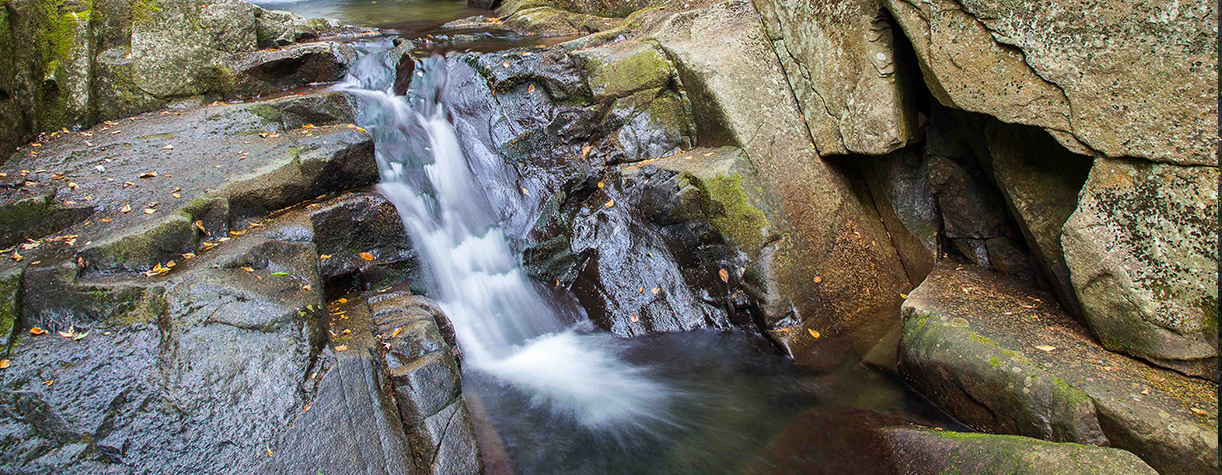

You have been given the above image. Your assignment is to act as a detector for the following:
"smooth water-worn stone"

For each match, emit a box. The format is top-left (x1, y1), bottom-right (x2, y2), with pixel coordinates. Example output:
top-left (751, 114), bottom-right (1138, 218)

top-left (1062, 158), bottom-right (1219, 380)
top-left (899, 262), bottom-right (1218, 475)
top-left (883, 0), bottom-right (1217, 165)
top-left (752, 0), bottom-right (920, 156)
top-left (882, 428), bottom-right (1158, 475)
top-left (648, 0), bottom-right (911, 368)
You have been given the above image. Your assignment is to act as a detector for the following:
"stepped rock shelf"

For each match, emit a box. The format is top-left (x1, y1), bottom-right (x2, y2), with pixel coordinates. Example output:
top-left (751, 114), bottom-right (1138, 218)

top-left (0, 0), bottom-right (1216, 473)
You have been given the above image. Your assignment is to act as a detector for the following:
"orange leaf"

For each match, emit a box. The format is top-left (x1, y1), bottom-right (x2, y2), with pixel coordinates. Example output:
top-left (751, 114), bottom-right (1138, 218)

top-left (241, 267), bottom-right (254, 273)
top-left (335, 345), bottom-right (348, 352)
top-left (718, 268), bottom-right (729, 283)
top-left (120, 204), bottom-right (132, 213)
top-left (604, 199), bottom-right (614, 208)
top-left (359, 252), bottom-right (375, 261)
top-left (807, 329), bottom-right (821, 339)
top-left (0, 359), bottom-right (9, 369)
top-left (29, 327), bottom-right (47, 335)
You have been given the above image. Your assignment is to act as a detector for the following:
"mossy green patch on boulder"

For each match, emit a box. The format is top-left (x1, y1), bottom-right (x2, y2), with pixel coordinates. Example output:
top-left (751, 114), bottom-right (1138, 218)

top-left (900, 262), bottom-right (1218, 475)
top-left (79, 210), bottom-right (197, 273)
top-left (0, 267), bottom-right (22, 348)
top-left (0, 193), bottom-right (93, 248)
top-left (883, 427), bottom-right (1158, 475)
top-left (582, 43), bottom-right (672, 99)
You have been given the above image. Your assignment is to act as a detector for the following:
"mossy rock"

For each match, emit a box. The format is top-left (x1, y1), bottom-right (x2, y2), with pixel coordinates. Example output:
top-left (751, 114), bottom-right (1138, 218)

top-left (884, 427), bottom-right (1158, 474)
top-left (583, 43), bottom-right (672, 99)
top-left (0, 267), bottom-right (22, 349)
top-left (0, 193), bottom-right (93, 248)
top-left (79, 210), bottom-right (197, 273)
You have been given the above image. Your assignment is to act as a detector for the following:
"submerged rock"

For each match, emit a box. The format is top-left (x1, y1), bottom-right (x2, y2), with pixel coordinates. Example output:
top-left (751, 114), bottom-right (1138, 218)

top-left (899, 262), bottom-right (1218, 475)
top-left (1062, 158), bottom-right (1219, 380)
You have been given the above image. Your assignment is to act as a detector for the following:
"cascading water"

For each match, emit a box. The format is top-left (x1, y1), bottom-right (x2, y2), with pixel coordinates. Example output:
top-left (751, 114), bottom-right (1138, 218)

top-left (335, 39), bottom-right (676, 432)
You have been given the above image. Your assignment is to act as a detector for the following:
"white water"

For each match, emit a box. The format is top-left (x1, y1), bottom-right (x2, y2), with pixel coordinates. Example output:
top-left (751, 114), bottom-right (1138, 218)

top-left (336, 40), bottom-right (674, 431)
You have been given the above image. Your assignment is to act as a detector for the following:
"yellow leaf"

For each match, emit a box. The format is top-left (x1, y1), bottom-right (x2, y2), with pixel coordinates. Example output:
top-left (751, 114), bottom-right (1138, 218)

top-left (359, 252), bottom-right (375, 261)
top-left (1034, 345), bottom-right (1056, 352)
top-left (1191, 407), bottom-right (1208, 416)
top-left (521, 187), bottom-right (529, 195)
top-left (320, 254), bottom-right (332, 260)
top-left (391, 327), bottom-right (403, 338)
top-left (182, 253), bottom-right (196, 259)
top-left (43, 380), bottom-right (53, 386)
top-left (597, 181), bottom-right (604, 189)
top-left (120, 204), bottom-right (132, 213)
top-left (143, 208), bottom-right (156, 214)
top-left (67, 182), bottom-right (77, 189)
top-left (172, 192), bottom-right (182, 199)
top-left (302, 124), bottom-right (316, 129)
top-left (899, 293), bottom-right (908, 299)
top-left (337, 298), bottom-right (348, 304)
top-left (808, 329), bottom-right (821, 339)
top-left (503, 61), bottom-right (510, 68)
top-left (813, 276), bottom-right (822, 283)
top-left (302, 285), bottom-right (311, 291)
top-left (0, 359), bottom-right (9, 369)
top-left (30, 327), bottom-right (47, 335)
top-left (139, 172), bottom-right (157, 178)
top-left (718, 268), bottom-right (729, 283)
top-left (241, 267), bottom-right (254, 273)
top-left (229, 230), bottom-right (246, 237)
top-left (265, 446), bottom-right (274, 458)
top-left (604, 199), bottom-right (614, 208)
top-left (528, 84), bottom-right (535, 94)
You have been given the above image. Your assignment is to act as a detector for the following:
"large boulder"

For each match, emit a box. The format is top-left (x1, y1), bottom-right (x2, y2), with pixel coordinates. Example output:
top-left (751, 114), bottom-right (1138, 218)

top-left (882, 427), bottom-right (1158, 475)
top-left (646, 0), bottom-right (911, 367)
top-left (1062, 158), bottom-right (1219, 380)
top-left (899, 262), bottom-right (1218, 475)
top-left (882, 0), bottom-right (1218, 165)
top-left (752, 0), bottom-right (921, 156)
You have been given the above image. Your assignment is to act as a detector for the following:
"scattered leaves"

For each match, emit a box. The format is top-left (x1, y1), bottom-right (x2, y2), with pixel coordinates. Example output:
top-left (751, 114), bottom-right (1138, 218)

top-left (359, 252), bottom-right (375, 261)
top-left (718, 268), bottom-right (729, 283)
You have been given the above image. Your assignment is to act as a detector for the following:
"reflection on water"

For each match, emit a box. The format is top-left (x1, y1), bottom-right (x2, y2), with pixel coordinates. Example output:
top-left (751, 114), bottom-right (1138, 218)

top-left (467, 329), bottom-right (967, 475)
top-left (251, 0), bottom-right (486, 36)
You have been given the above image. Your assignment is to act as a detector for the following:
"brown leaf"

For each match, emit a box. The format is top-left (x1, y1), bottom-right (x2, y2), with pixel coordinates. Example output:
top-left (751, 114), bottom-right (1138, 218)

top-left (30, 327), bottom-right (47, 335)
top-left (335, 345), bottom-right (348, 352)
top-left (630, 313), bottom-right (639, 323)
top-left (359, 252), bottom-right (375, 261)
top-left (139, 172), bottom-right (157, 178)
top-left (718, 268), bottom-right (729, 283)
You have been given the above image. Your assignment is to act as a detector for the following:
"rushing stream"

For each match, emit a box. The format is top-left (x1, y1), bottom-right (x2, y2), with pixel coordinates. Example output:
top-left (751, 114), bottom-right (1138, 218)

top-left (326, 36), bottom-right (966, 473)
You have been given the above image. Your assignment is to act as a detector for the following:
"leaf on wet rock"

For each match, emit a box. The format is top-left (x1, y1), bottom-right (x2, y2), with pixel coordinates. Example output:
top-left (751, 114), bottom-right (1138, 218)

top-left (320, 254), bottom-right (332, 260)
top-left (241, 267), bottom-right (254, 273)
top-left (335, 345), bottom-right (348, 352)
top-left (29, 327), bottom-right (47, 335)
top-left (194, 220), bottom-right (207, 234)
top-left (58, 325), bottom-right (77, 338)
top-left (271, 272), bottom-right (289, 276)
top-left (182, 253), bottom-right (196, 259)
top-left (1034, 345), bottom-right (1057, 352)
top-left (359, 252), bottom-right (375, 261)
top-left (120, 204), bottom-right (132, 213)
top-left (163, 144), bottom-right (173, 150)
top-left (67, 182), bottom-right (77, 189)
top-left (265, 447), bottom-right (275, 458)
top-left (143, 208), bottom-right (156, 214)
top-left (140, 172), bottom-right (157, 178)
top-left (0, 359), bottom-right (9, 369)
top-left (391, 327), bottom-right (403, 338)
top-left (10, 251), bottom-right (21, 262)
top-left (651, 288), bottom-right (660, 295)
top-left (630, 313), bottom-right (639, 322)
top-left (807, 329), bottom-right (821, 339)
top-left (719, 268), bottom-right (729, 283)
top-left (604, 199), bottom-right (614, 208)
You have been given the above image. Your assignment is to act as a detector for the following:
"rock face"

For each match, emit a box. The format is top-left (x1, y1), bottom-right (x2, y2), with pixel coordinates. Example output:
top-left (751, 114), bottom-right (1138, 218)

top-left (646, 0), bottom-right (911, 367)
top-left (882, 0), bottom-right (1218, 165)
top-left (752, 0), bottom-right (920, 156)
top-left (0, 87), bottom-right (485, 473)
top-left (899, 262), bottom-right (1218, 475)
top-left (0, 0), bottom-right (374, 160)
top-left (1062, 158), bottom-right (1219, 380)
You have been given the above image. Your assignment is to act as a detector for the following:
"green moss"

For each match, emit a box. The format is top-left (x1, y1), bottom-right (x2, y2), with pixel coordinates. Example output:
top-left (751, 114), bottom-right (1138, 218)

top-left (0, 268), bottom-right (21, 345)
top-left (248, 104), bottom-right (282, 123)
top-left (111, 287), bottom-right (167, 325)
top-left (686, 173), bottom-right (769, 251)
top-left (131, 0), bottom-right (159, 24)
top-left (966, 331), bottom-right (997, 347)
top-left (587, 45), bottom-right (671, 98)
top-left (988, 356), bottom-right (1002, 368)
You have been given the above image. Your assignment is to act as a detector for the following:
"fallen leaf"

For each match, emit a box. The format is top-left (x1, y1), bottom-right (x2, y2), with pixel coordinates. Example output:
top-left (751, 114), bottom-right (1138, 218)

top-left (241, 267), bottom-right (254, 273)
top-left (302, 285), bottom-right (312, 291)
top-left (67, 182), bottom-right (77, 189)
top-left (163, 144), bottom-right (174, 150)
top-left (30, 327), bottom-right (47, 335)
top-left (503, 61), bottom-right (510, 68)
top-left (73, 332), bottom-right (88, 341)
top-left (20, 242), bottom-right (39, 250)
top-left (1140, 389), bottom-right (1150, 395)
top-left (194, 220), bottom-right (207, 234)
top-left (265, 446), bottom-right (274, 458)
top-left (182, 253), bottom-right (196, 259)
top-left (359, 252), bottom-right (375, 261)
top-left (604, 199), bottom-right (614, 208)
top-left (271, 272), bottom-right (289, 276)
top-left (0, 360), bottom-right (9, 369)
top-left (58, 325), bottom-right (77, 338)
top-left (391, 327), bottom-right (403, 338)
top-left (43, 380), bottom-right (53, 386)
top-left (528, 84), bottom-right (535, 93)
top-left (337, 298), bottom-right (347, 304)
top-left (335, 345), bottom-right (348, 352)
top-left (597, 181), bottom-right (604, 189)
top-left (143, 208), bottom-right (156, 214)
top-left (10, 251), bottom-right (21, 262)
top-left (1191, 407), bottom-right (1208, 416)
top-left (718, 268), bottom-right (729, 283)
top-left (813, 276), bottom-right (822, 284)
top-left (521, 187), bottom-right (529, 195)
top-left (630, 313), bottom-right (639, 322)
top-left (229, 230), bottom-right (246, 237)
top-left (581, 145), bottom-right (592, 159)
top-left (320, 254), bottom-right (332, 260)
top-left (123, 181), bottom-right (135, 188)
top-left (302, 124), bottom-right (316, 129)
top-left (139, 172), bottom-right (157, 178)
top-left (651, 288), bottom-right (660, 295)
top-left (1034, 345), bottom-right (1057, 352)
top-left (120, 204), bottom-right (132, 213)
top-left (808, 329), bottom-right (821, 339)
top-left (172, 192), bottom-right (182, 199)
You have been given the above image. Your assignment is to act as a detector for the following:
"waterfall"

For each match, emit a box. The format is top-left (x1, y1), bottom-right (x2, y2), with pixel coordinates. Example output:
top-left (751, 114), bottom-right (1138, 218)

top-left (335, 39), bottom-right (675, 432)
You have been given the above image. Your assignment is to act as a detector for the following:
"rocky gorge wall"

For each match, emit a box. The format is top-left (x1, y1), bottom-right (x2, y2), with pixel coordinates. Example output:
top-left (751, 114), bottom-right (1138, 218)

top-left (0, 0), bottom-right (1215, 472)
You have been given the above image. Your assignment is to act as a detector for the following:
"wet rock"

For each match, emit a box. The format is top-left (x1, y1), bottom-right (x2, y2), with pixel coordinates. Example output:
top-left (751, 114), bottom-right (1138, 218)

top-left (882, 0), bottom-right (1217, 165)
top-left (501, 7), bottom-right (621, 36)
top-left (370, 292), bottom-right (482, 475)
top-left (236, 41), bottom-right (359, 90)
top-left (1061, 158), bottom-right (1219, 380)
top-left (752, 0), bottom-right (920, 156)
top-left (986, 121), bottom-right (1092, 318)
top-left (0, 193), bottom-right (93, 249)
top-left (857, 147), bottom-right (940, 284)
top-left (882, 427), bottom-right (1158, 475)
top-left (649, 0), bottom-right (911, 367)
top-left (497, 0), bottom-right (652, 18)
top-left (78, 211), bottom-right (198, 274)
top-left (0, 267), bottom-right (21, 346)
top-left (899, 262), bottom-right (1218, 475)
top-left (308, 191), bottom-right (421, 294)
